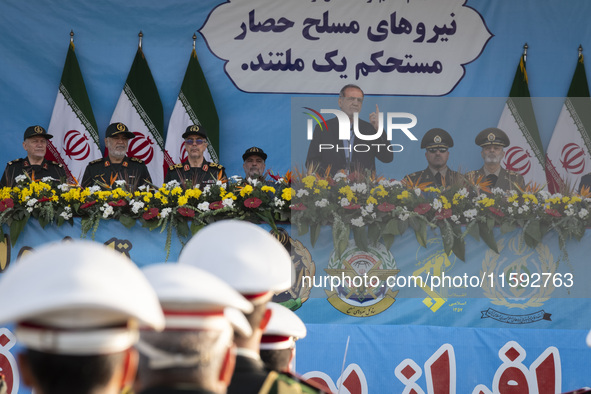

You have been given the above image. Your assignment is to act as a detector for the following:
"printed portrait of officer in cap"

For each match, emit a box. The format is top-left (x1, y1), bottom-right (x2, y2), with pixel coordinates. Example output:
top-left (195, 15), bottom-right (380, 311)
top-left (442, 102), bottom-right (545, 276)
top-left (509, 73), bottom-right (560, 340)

top-left (467, 127), bottom-right (525, 192)
top-left (81, 122), bottom-right (152, 190)
top-left (0, 125), bottom-right (66, 187)
top-left (404, 128), bottom-right (463, 188)
top-left (165, 125), bottom-right (227, 187)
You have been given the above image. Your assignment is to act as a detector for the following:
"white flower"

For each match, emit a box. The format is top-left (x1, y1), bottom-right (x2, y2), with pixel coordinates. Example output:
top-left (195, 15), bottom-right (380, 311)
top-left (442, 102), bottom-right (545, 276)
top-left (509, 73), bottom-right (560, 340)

top-left (248, 178), bottom-right (260, 187)
top-left (315, 198), bottom-right (329, 208)
top-left (26, 198), bottom-right (38, 207)
top-left (365, 203), bottom-right (374, 213)
top-left (513, 201), bottom-right (519, 207)
top-left (57, 183), bottom-right (70, 192)
top-left (538, 191), bottom-right (551, 200)
top-left (216, 180), bottom-right (224, 186)
top-left (463, 209), bottom-right (477, 220)
top-left (131, 201), bottom-right (145, 214)
top-left (89, 185), bottom-right (101, 194)
top-left (456, 188), bottom-right (469, 198)
top-left (15, 175), bottom-right (27, 183)
top-left (333, 172), bottom-right (347, 182)
top-left (296, 189), bottom-right (309, 198)
top-left (565, 207), bottom-right (575, 217)
top-left (351, 217), bottom-right (365, 227)
top-left (398, 207), bottom-right (410, 221)
top-left (360, 204), bottom-right (374, 217)
top-left (41, 176), bottom-right (54, 183)
top-left (26, 207), bottom-right (33, 213)
top-left (203, 185), bottom-right (212, 194)
top-left (223, 198), bottom-right (235, 208)
top-left (492, 187), bottom-right (504, 195)
top-left (450, 214), bottom-right (460, 224)
top-left (230, 175), bottom-right (242, 182)
top-left (579, 208), bottom-right (589, 219)
top-left (414, 188), bottom-right (421, 197)
top-left (507, 207), bottom-right (514, 214)
top-left (138, 185), bottom-right (149, 192)
top-left (273, 197), bottom-right (285, 208)
top-left (432, 199), bottom-right (442, 210)
top-left (522, 205), bottom-right (530, 212)
top-left (115, 180), bottom-right (127, 188)
top-left (351, 183), bottom-right (367, 194)
top-left (518, 207), bottom-right (524, 214)
top-left (197, 202), bottom-right (210, 212)
top-left (274, 178), bottom-right (285, 184)
top-left (101, 204), bottom-right (114, 219)
top-left (160, 207), bottom-right (172, 218)
top-left (60, 207), bottom-right (73, 220)
top-left (340, 198), bottom-right (350, 207)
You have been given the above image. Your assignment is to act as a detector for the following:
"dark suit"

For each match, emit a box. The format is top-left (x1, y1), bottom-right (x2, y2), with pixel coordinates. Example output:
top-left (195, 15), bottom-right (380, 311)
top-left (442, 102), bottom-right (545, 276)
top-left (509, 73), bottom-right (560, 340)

top-left (0, 158), bottom-right (66, 187)
top-left (165, 160), bottom-right (227, 187)
top-left (81, 156), bottom-right (152, 190)
top-left (467, 167), bottom-right (525, 192)
top-left (404, 167), bottom-right (464, 188)
top-left (305, 117), bottom-right (393, 176)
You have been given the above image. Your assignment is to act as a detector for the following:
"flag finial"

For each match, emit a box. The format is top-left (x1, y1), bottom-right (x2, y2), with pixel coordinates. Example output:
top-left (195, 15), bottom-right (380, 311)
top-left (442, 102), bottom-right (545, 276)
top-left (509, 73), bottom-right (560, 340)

top-left (579, 45), bottom-right (583, 56)
top-left (193, 33), bottom-right (197, 50)
top-left (138, 31), bottom-right (143, 49)
top-left (523, 43), bottom-right (528, 63)
top-left (70, 30), bottom-right (74, 43)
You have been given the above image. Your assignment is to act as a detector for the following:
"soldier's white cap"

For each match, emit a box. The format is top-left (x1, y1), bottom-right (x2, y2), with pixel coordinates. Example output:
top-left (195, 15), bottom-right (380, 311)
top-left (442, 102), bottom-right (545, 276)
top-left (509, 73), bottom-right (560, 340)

top-left (140, 263), bottom-right (253, 337)
top-left (178, 220), bottom-right (293, 302)
top-left (260, 303), bottom-right (307, 350)
top-left (0, 241), bottom-right (165, 355)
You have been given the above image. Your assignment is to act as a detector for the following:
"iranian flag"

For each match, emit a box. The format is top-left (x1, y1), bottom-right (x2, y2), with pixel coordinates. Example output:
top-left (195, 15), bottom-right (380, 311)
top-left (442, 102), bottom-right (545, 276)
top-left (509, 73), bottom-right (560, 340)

top-left (545, 51), bottom-right (591, 193)
top-left (111, 42), bottom-right (165, 186)
top-left (46, 39), bottom-right (101, 184)
top-left (498, 51), bottom-right (546, 187)
top-left (164, 42), bottom-right (219, 166)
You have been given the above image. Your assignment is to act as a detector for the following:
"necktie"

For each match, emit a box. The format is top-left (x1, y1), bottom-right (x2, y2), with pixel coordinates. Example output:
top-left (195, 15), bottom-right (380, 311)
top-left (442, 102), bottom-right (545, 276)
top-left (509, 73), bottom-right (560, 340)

top-left (486, 174), bottom-right (498, 187)
top-left (434, 172), bottom-right (442, 186)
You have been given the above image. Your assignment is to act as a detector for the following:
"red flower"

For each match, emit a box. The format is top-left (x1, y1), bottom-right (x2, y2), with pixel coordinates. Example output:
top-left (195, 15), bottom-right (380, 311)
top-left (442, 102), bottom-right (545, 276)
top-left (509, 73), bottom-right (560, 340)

top-left (488, 207), bottom-right (505, 217)
top-left (343, 204), bottom-right (361, 210)
top-left (377, 202), bottom-right (396, 212)
top-left (244, 197), bottom-right (263, 208)
top-left (435, 208), bottom-right (452, 220)
top-left (545, 208), bottom-right (561, 217)
top-left (290, 203), bottom-right (307, 211)
top-left (108, 199), bottom-right (127, 207)
top-left (80, 200), bottom-right (97, 209)
top-left (0, 198), bottom-right (14, 212)
top-left (209, 201), bottom-right (224, 210)
top-left (414, 203), bottom-right (431, 215)
top-left (178, 207), bottom-right (195, 218)
top-left (142, 207), bottom-right (159, 220)
top-left (38, 197), bottom-right (53, 203)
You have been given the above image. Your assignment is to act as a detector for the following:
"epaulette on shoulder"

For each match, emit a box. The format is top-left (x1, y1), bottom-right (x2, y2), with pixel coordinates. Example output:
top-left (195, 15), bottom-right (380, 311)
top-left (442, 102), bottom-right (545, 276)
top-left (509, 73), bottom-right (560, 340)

top-left (50, 161), bottom-right (63, 168)
top-left (130, 157), bottom-right (144, 163)
top-left (7, 158), bottom-right (23, 166)
top-left (169, 164), bottom-right (183, 170)
top-left (89, 158), bottom-right (103, 165)
top-left (210, 162), bottom-right (224, 169)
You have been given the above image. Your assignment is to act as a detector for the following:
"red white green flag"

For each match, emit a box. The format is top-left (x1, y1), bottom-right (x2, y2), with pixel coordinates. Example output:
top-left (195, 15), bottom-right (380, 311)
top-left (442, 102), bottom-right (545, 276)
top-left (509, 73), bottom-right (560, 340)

top-left (497, 51), bottom-right (546, 187)
top-left (111, 43), bottom-right (165, 186)
top-left (46, 39), bottom-right (101, 184)
top-left (545, 51), bottom-right (591, 193)
top-left (164, 42), bottom-right (219, 166)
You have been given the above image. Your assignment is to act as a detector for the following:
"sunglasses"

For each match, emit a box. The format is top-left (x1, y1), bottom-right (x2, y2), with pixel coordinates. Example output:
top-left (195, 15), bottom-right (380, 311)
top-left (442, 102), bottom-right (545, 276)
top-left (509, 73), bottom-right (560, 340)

top-left (427, 148), bottom-right (448, 153)
top-left (185, 139), bottom-right (205, 145)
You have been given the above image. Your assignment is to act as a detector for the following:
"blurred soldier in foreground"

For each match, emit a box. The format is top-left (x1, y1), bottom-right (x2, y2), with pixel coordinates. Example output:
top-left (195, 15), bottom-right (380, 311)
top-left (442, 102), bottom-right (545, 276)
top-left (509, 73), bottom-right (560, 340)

top-left (179, 220), bottom-right (326, 394)
top-left (467, 127), bottom-right (525, 192)
top-left (0, 241), bottom-right (164, 394)
top-left (82, 122), bottom-right (152, 190)
top-left (135, 263), bottom-right (253, 394)
top-left (0, 125), bottom-right (66, 187)
top-left (260, 302), bottom-right (307, 374)
top-left (404, 128), bottom-right (463, 188)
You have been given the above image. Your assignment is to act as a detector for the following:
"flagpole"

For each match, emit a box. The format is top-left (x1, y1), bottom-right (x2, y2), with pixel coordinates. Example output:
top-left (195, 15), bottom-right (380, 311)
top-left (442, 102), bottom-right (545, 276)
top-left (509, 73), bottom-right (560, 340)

top-left (523, 43), bottom-right (528, 63)
top-left (193, 33), bottom-right (196, 51)
top-left (579, 44), bottom-right (583, 59)
top-left (70, 30), bottom-right (74, 44)
top-left (138, 31), bottom-right (143, 49)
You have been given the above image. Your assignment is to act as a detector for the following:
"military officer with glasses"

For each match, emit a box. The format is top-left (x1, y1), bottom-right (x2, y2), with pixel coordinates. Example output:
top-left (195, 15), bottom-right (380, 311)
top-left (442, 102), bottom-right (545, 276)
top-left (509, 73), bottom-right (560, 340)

top-left (165, 125), bottom-right (227, 187)
top-left (404, 128), bottom-right (463, 188)
top-left (467, 127), bottom-right (524, 192)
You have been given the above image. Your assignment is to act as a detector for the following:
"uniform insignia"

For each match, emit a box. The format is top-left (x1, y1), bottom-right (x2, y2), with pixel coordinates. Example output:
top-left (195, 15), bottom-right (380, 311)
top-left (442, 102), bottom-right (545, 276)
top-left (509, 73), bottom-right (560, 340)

top-left (130, 157), bottom-right (143, 163)
top-left (116, 123), bottom-right (125, 131)
top-left (189, 125), bottom-right (200, 132)
top-left (23, 160), bottom-right (30, 167)
top-left (43, 163), bottom-right (48, 170)
top-left (122, 161), bottom-right (128, 167)
top-left (210, 163), bottom-right (222, 169)
top-left (203, 164), bottom-right (208, 172)
top-left (184, 164), bottom-right (190, 171)
top-left (89, 158), bottom-right (103, 165)
top-left (434, 135), bottom-right (442, 143)
top-left (34, 126), bottom-right (43, 134)
top-left (105, 161), bottom-right (110, 167)
top-left (487, 133), bottom-right (496, 141)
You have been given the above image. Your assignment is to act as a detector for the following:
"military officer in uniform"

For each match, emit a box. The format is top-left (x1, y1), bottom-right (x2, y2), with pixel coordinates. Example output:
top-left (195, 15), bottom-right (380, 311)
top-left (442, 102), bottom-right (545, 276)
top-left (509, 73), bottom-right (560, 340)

top-left (179, 221), bottom-right (326, 394)
top-left (0, 125), bottom-right (66, 187)
top-left (81, 122), bottom-right (152, 190)
top-left (0, 241), bottom-right (164, 394)
top-left (243, 146), bottom-right (268, 181)
top-left (404, 128), bottom-right (463, 188)
top-left (467, 127), bottom-right (525, 192)
top-left (135, 263), bottom-right (253, 394)
top-left (165, 125), bottom-right (227, 187)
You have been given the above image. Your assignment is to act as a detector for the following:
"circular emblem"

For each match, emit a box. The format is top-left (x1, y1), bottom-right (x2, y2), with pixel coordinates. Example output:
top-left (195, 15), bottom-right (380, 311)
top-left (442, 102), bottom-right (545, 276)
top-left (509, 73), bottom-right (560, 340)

top-left (503, 146), bottom-right (531, 175)
top-left (116, 123), bottom-right (125, 132)
top-left (34, 126), bottom-right (43, 134)
top-left (190, 125), bottom-right (200, 132)
top-left (127, 131), bottom-right (154, 164)
top-left (560, 142), bottom-right (586, 175)
top-left (63, 130), bottom-right (91, 161)
top-left (487, 133), bottom-right (496, 142)
top-left (325, 241), bottom-right (399, 317)
top-left (434, 135), bottom-right (442, 143)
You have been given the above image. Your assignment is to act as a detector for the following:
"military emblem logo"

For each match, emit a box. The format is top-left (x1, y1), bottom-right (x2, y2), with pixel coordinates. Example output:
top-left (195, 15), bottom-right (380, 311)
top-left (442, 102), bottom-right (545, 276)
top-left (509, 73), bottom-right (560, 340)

top-left (434, 135), bottom-right (442, 143)
top-left (34, 126), bottom-right (43, 134)
top-left (487, 132), bottom-right (496, 142)
top-left (190, 125), bottom-right (200, 132)
top-left (325, 240), bottom-right (399, 317)
top-left (116, 123), bottom-right (125, 131)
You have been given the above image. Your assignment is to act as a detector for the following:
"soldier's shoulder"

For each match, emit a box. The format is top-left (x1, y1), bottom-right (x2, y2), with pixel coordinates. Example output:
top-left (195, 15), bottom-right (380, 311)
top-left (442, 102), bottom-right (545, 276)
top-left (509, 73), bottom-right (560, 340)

top-left (506, 170), bottom-right (522, 177)
top-left (6, 158), bottom-right (24, 166)
top-left (48, 160), bottom-right (63, 168)
top-left (88, 158), bottom-right (104, 165)
top-left (168, 163), bottom-right (183, 170)
top-left (130, 157), bottom-right (144, 164)
top-left (260, 371), bottom-right (326, 394)
top-left (209, 162), bottom-right (225, 169)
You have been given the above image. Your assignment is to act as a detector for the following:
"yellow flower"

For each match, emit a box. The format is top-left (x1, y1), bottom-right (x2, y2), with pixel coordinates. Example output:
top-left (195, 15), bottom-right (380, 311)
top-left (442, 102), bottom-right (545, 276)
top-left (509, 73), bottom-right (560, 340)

top-left (441, 195), bottom-right (451, 210)
top-left (366, 196), bottom-right (378, 205)
top-left (477, 197), bottom-right (495, 207)
top-left (397, 190), bottom-right (410, 200)
top-left (185, 188), bottom-right (202, 199)
top-left (224, 192), bottom-right (237, 201)
top-left (424, 187), bottom-right (441, 193)
top-left (281, 188), bottom-right (294, 201)
top-left (178, 196), bottom-right (188, 206)
top-left (262, 185), bottom-right (276, 194)
top-left (171, 187), bottom-right (183, 196)
top-left (240, 185), bottom-right (254, 197)
top-left (317, 180), bottom-right (328, 189)
top-left (302, 176), bottom-right (316, 189)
